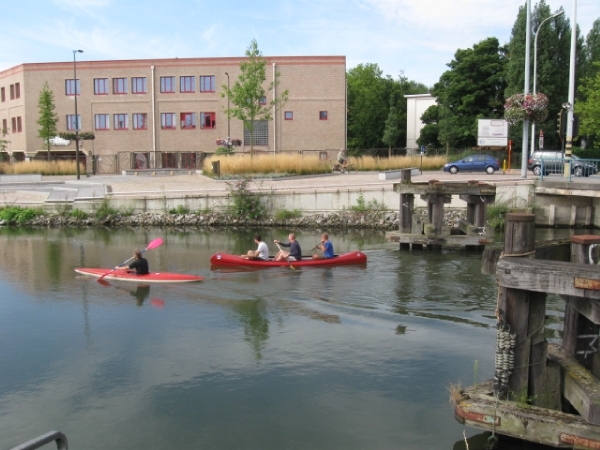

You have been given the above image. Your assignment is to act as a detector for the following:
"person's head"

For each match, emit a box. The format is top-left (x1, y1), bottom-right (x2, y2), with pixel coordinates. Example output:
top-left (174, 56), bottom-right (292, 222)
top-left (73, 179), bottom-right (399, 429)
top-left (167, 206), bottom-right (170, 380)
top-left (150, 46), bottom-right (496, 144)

top-left (288, 233), bottom-right (296, 241)
top-left (133, 249), bottom-right (142, 259)
top-left (340, 148), bottom-right (345, 155)
top-left (321, 233), bottom-right (329, 242)
top-left (254, 234), bottom-right (262, 243)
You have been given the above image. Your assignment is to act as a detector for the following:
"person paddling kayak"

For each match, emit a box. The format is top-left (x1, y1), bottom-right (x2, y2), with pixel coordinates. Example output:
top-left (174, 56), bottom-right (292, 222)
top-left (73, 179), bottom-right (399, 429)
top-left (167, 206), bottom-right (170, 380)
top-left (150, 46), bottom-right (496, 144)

top-left (115, 249), bottom-right (149, 275)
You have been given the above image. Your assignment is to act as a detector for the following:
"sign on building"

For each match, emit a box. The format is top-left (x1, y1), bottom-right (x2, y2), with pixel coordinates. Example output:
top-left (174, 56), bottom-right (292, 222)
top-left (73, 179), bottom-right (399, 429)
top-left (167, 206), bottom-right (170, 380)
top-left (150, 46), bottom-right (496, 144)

top-left (477, 119), bottom-right (508, 147)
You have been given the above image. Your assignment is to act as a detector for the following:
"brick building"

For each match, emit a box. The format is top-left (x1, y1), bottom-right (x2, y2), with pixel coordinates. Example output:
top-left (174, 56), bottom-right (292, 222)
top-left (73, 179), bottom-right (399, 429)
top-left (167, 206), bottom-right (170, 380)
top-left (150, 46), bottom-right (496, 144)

top-left (0, 55), bottom-right (346, 168)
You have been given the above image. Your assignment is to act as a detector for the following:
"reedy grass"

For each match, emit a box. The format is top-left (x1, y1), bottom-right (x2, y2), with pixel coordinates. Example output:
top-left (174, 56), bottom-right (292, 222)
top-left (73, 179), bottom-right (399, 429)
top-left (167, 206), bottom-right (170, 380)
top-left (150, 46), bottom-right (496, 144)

top-left (203, 153), bottom-right (446, 175)
top-left (0, 160), bottom-right (83, 175)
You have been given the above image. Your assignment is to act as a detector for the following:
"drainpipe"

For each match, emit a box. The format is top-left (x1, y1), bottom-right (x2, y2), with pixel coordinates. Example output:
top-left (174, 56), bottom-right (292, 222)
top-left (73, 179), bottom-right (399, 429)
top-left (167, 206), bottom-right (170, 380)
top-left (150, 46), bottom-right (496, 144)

top-left (273, 62), bottom-right (277, 154)
top-left (151, 65), bottom-right (156, 155)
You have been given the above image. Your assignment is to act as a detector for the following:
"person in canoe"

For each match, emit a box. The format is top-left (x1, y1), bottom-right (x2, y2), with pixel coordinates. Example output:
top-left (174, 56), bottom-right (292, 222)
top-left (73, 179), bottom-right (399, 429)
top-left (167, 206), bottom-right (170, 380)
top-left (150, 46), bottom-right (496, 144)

top-left (312, 233), bottom-right (335, 259)
top-left (241, 234), bottom-right (270, 260)
top-left (115, 249), bottom-right (150, 275)
top-left (274, 233), bottom-right (302, 262)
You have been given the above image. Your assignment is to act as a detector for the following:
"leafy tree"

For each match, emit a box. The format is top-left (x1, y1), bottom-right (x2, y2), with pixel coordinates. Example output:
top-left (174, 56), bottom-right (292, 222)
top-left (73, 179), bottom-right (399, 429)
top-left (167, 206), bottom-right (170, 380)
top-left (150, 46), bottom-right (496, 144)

top-left (432, 37), bottom-right (507, 149)
top-left (583, 19), bottom-right (600, 81)
top-left (37, 82), bottom-right (59, 161)
top-left (0, 127), bottom-right (9, 154)
top-left (575, 62), bottom-right (600, 138)
top-left (382, 94), bottom-right (401, 157)
top-left (416, 104), bottom-right (441, 148)
top-left (221, 39), bottom-right (288, 155)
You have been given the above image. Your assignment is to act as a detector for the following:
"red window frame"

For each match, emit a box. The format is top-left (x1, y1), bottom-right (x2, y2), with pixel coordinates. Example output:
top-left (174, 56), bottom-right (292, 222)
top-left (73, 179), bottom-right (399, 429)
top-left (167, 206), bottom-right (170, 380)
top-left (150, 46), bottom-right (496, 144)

top-left (66, 115), bottom-right (81, 131)
top-left (114, 114), bottom-right (128, 130)
top-left (0, 87), bottom-right (4, 102)
top-left (15, 83), bottom-right (20, 99)
top-left (319, 111), bottom-right (328, 120)
top-left (94, 78), bottom-right (109, 95)
top-left (113, 78), bottom-right (127, 94)
top-left (259, 96), bottom-right (267, 105)
top-left (200, 112), bottom-right (216, 129)
top-left (132, 77), bottom-right (147, 94)
top-left (161, 113), bottom-right (176, 129)
top-left (180, 112), bottom-right (196, 129)
top-left (65, 79), bottom-right (80, 96)
top-left (284, 111), bottom-right (293, 120)
top-left (94, 114), bottom-right (109, 130)
top-left (200, 76), bottom-right (215, 92)
top-left (180, 76), bottom-right (195, 93)
top-left (160, 77), bottom-right (175, 93)
top-left (133, 113), bottom-right (147, 130)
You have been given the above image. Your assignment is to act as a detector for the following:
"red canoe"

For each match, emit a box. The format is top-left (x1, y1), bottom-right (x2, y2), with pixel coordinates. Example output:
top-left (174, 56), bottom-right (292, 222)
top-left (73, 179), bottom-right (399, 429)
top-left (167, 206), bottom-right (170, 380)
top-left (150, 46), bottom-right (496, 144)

top-left (210, 251), bottom-right (367, 268)
top-left (74, 268), bottom-right (203, 283)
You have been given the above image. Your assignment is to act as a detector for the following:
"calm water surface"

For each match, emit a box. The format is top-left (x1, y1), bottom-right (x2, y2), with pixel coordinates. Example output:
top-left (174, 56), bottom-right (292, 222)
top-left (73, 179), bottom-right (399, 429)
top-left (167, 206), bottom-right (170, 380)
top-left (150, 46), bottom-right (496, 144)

top-left (0, 228), bottom-right (566, 450)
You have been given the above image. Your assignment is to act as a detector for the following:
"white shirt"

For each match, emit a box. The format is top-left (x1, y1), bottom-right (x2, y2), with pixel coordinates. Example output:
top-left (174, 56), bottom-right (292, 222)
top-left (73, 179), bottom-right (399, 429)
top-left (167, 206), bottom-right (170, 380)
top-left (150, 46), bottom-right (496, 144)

top-left (256, 241), bottom-right (269, 260)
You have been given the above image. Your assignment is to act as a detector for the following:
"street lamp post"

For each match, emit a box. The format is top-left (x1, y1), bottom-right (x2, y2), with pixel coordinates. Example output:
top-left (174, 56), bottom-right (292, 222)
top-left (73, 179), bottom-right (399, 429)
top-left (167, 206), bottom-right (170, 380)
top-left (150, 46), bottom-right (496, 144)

top-left (225, 72), bottom-right (230, 151)
top-left (530, 11), bottom-right (564, 157)
top-left (73, 49), bottom-right (83, 180)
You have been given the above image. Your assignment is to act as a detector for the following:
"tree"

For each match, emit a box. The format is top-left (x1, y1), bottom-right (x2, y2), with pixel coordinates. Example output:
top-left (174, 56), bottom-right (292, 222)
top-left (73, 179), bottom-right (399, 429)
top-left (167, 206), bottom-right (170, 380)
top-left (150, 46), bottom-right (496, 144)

top-left (432, 37), bottom-right (507, 149)
top-left (583, 19), bottom-right (600, 80)
top-left (416, 104), bottom-right (441, 149)
top-left (575, 62), bottom-right (600, 138)
top-left (0, 127), bottom-right (9, 155)
top-left (37, 82), bottom-right (59, 161)
top-left (382, 94), bottom-right (401, 157)
top-left (221, 39), bottom-right (288, 155)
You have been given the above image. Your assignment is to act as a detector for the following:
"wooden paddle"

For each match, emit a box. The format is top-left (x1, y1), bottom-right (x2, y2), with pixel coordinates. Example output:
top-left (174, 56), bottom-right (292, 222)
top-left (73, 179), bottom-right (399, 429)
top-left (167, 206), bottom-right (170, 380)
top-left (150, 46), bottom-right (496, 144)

top-left (275, 242), bottom-right (296, 270)
top-left (98, 237), bottom-right (164, 282)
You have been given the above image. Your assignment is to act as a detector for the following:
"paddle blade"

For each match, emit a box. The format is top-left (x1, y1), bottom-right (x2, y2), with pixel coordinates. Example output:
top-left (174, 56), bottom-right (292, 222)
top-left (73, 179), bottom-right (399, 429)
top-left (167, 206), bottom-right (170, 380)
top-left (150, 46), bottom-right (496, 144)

top-left (151, 299), bottom-right (165, 309)
top-left (145, 238), bottom-right (164, 251)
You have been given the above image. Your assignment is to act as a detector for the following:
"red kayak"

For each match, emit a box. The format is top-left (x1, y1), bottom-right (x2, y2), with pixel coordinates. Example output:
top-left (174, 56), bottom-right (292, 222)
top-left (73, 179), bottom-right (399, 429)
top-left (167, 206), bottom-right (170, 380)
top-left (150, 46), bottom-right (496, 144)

top-left (210, 251), bottom-right (367, 268)
top-left (75, 268), bottom-right (203, 283)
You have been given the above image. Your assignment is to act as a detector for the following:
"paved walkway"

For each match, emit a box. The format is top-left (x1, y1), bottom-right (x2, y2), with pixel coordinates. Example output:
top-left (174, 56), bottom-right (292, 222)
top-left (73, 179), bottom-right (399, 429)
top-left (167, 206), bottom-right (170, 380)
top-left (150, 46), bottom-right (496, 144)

top-left (0, 170), bottom-right (594, 205)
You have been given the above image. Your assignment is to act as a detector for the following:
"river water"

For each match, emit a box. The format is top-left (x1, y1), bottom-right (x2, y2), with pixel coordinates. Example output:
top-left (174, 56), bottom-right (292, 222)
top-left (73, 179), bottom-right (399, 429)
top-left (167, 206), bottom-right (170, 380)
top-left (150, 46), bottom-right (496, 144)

top-left (0, 227), bottom-right (568, 450)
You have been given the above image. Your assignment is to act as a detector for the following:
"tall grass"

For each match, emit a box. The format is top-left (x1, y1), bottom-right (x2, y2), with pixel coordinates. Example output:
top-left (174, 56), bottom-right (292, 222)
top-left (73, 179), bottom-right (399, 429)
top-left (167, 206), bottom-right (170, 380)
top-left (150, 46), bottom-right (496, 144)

top-left (203, 153), bottom-right (447, 175)
top-left (0, 160), bottom-right (82, 175)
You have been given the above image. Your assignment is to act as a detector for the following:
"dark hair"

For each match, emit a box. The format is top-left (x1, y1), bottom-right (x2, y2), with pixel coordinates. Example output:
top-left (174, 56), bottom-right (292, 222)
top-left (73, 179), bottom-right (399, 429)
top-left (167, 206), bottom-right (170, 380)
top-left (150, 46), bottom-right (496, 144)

top-left (254, 234), bottom-right (262, 242)
top-left (133, 249), bottom-right (142, 259)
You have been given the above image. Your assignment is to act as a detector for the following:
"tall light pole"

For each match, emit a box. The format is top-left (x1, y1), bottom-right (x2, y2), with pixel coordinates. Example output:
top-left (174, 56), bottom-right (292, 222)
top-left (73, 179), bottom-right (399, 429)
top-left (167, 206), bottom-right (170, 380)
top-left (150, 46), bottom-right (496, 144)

top-left (530, 11), bottom-right (564, 156)
top-left (225, 72), bottom-right (230, 151)
top-left (564, 0), bottom-right (577, 178)
top-left (73, 49), bottom-right (83, 180)
top-left (521, 0), bottom-right (532, 178)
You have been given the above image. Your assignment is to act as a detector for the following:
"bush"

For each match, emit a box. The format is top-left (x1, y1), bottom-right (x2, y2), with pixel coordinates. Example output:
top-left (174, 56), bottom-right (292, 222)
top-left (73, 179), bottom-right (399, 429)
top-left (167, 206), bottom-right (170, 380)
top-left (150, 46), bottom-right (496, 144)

top-left (94, 199), bottom-right (118, 219)
top-left (168, 205), bottom-right (190, 215)
top-left (487, 203), bottom-right (510, 231)
top-left (274, 209), bottom-right (302, 220)
top-left (0, 206), bottom-right (38, 224)
top-left (226, 176), bottom-right (267, 220)
top-left (70, 209), bottom-right (88, 220)
top-left (215, 146), bottom-right (234, 155)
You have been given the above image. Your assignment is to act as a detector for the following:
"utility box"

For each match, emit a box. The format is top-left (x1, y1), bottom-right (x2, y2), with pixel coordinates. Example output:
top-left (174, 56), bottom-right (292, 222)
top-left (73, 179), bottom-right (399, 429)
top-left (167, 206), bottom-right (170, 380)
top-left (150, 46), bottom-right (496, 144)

top-left (211, 160), bottom-right (220, 176)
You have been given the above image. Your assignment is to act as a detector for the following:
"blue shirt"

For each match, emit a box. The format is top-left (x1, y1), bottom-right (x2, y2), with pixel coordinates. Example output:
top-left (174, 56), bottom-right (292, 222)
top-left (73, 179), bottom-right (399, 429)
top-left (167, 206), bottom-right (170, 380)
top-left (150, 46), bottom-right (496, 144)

top-left (322, 241), bottom-right (334, 258)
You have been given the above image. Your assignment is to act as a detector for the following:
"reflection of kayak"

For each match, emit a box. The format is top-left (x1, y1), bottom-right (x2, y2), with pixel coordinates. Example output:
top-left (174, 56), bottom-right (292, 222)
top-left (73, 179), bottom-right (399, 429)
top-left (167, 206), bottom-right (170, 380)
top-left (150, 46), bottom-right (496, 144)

top-left (210, 251), bottom-right (367, 267)
top-left (74, 268), bottom-right (203, 283)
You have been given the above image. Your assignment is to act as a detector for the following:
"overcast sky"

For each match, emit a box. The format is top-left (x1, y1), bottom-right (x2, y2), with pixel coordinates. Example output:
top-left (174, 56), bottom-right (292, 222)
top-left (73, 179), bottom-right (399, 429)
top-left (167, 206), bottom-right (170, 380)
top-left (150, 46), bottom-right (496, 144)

top-left (0, 0), bottom-right (597, 87)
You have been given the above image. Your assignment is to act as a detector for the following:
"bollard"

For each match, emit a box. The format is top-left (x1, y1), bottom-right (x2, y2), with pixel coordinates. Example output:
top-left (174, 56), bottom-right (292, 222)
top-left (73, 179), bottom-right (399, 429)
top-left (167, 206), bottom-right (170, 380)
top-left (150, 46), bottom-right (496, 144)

top-left (211, 160), bottom-right (220, 177)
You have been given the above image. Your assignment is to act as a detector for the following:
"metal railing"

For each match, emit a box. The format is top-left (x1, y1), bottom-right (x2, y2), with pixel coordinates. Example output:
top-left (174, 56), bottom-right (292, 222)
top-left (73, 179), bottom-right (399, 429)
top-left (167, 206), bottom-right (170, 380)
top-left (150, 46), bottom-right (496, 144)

top-left (9, 431), bottom-right (68, 450)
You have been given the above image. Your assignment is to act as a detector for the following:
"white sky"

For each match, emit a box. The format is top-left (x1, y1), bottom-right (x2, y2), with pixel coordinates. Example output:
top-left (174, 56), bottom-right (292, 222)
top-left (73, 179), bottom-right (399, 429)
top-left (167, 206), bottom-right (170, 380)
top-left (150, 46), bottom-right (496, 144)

top-left (0, 0), bottom-right (597, 87)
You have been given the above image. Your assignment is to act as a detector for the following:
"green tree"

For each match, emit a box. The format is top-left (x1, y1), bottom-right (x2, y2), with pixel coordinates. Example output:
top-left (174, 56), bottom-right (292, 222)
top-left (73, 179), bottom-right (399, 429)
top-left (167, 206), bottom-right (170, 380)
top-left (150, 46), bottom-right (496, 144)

top-left (382, 94), bottom-right (401, 157)
top-left (0, 127), bottom-right (9, 154)
top-left (432, 37), bottom-right (507, 149)
top-left (221, 39), bottom-right (288, 155)
top-left (583, 19), bottom-right (600, 81)
top-left (575, 62), bottom-right (600, 138)
top-left (37, 82), bottom-right (59, 161)
top-left (416, 104), bottom-right (441, 149)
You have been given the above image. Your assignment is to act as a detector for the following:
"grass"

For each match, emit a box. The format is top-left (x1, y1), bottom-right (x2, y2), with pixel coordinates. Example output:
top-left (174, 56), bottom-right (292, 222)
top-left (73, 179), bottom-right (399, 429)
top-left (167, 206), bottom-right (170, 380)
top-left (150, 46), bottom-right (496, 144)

top-left (274, 209), bottom-right (302, 220)
top-left (0, 206), bottom-right (39, 224)
top-left (487, 203), bottom-right (511, 231)
top-left (0, 160), bottom-right (84, 175)
top-left (202, 153), bottom-right (447, 176)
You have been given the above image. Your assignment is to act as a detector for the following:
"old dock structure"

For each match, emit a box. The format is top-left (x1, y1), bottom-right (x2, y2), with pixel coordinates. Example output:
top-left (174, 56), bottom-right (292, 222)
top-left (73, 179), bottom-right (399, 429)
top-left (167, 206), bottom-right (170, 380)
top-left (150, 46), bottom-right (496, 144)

top-left (389, 169), bottom-right (495, 250)
top-left (454, 213), bottom-right (600, 448)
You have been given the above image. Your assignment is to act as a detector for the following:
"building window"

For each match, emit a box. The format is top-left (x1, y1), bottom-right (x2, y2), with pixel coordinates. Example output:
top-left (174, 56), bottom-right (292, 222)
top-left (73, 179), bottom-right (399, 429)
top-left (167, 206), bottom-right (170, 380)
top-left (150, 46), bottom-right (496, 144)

top-left (259, 96), bottom-right (267, 105)
top-left (132, 77), bottom-right (147, 94)
top-left (11, 117), bottom-right (16, 132)
top-left (2, 119), bottom-right (7, 132)
top-left (160, 77), bottom-right (175, 93)
top-left (94, 78), bottom-right (109, 95)
top-left (319, 111), bottom-right (328, 120)
top-left (180, 112), bottom-right (196, 129)
top-left (66, 114), bottom-right (81, 131)
top-left (114, 114), bottom-right (128, 130)
top-left (1, 87), bottom-right (4, 102)
top-left (15, 83), bottom-right (20, 99)
top-left (161, 113), bottom-right (176, 129)
top-left (94, 114), bottom-right (109, 130)
top-left (200, 112), bottom-right (216, 129)
top-left (200, 76), bottom-right (215, 92)
top-left (284, 111), bottom-right (293, 120)
top-left (9, 84), bottom-right (14, 100)
top-left (244, 120), bottom-right (268, 146)
top-left (65, 79), bottom-right (80, 96)
top-left (180, 76), bottom-right (195, 93)
top-left (113, 78), bottom-right (128, 94)
top-left (133, 113), bottom-right (147, 130)
top-left (15, 117), bottom-right (22, 132)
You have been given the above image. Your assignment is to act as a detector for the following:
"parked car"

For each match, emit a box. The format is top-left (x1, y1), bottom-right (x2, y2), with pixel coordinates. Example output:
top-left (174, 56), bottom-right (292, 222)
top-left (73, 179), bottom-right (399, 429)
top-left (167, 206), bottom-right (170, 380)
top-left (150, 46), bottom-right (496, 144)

top-left (443, 154), bottom-right (500, 174)
top-left (527, 151), bottom-right (598, 177)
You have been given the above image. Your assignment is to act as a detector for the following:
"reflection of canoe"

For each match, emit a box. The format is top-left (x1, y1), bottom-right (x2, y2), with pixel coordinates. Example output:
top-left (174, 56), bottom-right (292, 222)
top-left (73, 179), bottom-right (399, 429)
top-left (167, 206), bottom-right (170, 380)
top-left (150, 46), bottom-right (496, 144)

top-left (74, 268), bottom-right (203, 283)
top-left (210, 251), bottom-right (367, 267)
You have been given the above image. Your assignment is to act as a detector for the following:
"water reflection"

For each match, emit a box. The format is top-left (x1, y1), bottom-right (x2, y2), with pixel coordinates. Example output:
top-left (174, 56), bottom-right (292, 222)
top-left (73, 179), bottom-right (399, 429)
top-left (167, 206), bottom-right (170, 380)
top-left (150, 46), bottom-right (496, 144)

top-left (230, 298), bottom-right (270, 361)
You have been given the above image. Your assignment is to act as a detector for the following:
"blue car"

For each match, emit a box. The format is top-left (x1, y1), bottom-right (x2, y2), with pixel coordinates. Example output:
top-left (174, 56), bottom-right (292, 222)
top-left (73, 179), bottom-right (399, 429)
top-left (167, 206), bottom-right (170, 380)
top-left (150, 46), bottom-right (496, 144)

top-left (443, 154), bottom-right (500, 175)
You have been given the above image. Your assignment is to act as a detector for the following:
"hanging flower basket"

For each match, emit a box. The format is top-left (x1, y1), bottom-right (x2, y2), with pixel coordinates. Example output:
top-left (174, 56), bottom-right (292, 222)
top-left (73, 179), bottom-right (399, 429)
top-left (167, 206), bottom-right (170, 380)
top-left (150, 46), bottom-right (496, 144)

top-left (504, 93), bottom-right (549, 124)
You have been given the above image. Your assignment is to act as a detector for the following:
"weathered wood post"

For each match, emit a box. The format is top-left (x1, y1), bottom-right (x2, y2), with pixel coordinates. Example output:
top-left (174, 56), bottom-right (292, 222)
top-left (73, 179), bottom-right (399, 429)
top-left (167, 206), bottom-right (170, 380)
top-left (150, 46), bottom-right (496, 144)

top-left (498, 213), bottom-right (549, 406)
top-left (398, 169), bottom-right (414, 235)
top-left (564, 235), bottom-right (600, 377)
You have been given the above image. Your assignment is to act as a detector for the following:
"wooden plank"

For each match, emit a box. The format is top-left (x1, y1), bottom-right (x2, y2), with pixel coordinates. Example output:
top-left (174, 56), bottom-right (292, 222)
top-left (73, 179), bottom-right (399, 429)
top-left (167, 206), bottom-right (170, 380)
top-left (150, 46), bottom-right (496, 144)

top-left (529, 292), bottom-right (549, 408)
top-left (397, 234), bottom-right (487, 247)
top-left (393, 183), bottom-right (496, 195)
top-left (550, 343), bottom-right (600, 425)
top-left (576, 278), bottom-right (600, 290)
top-left (497, 258), bottom-right (600, 299)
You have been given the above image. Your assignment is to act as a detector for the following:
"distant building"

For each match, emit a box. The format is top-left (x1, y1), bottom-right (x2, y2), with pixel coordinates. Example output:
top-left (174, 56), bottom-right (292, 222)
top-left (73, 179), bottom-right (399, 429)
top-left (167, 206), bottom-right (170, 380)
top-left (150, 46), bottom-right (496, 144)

top-left (0, 55), bottom-right (346, 163)
top-left (404, 93), bottom-right (436, 151)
